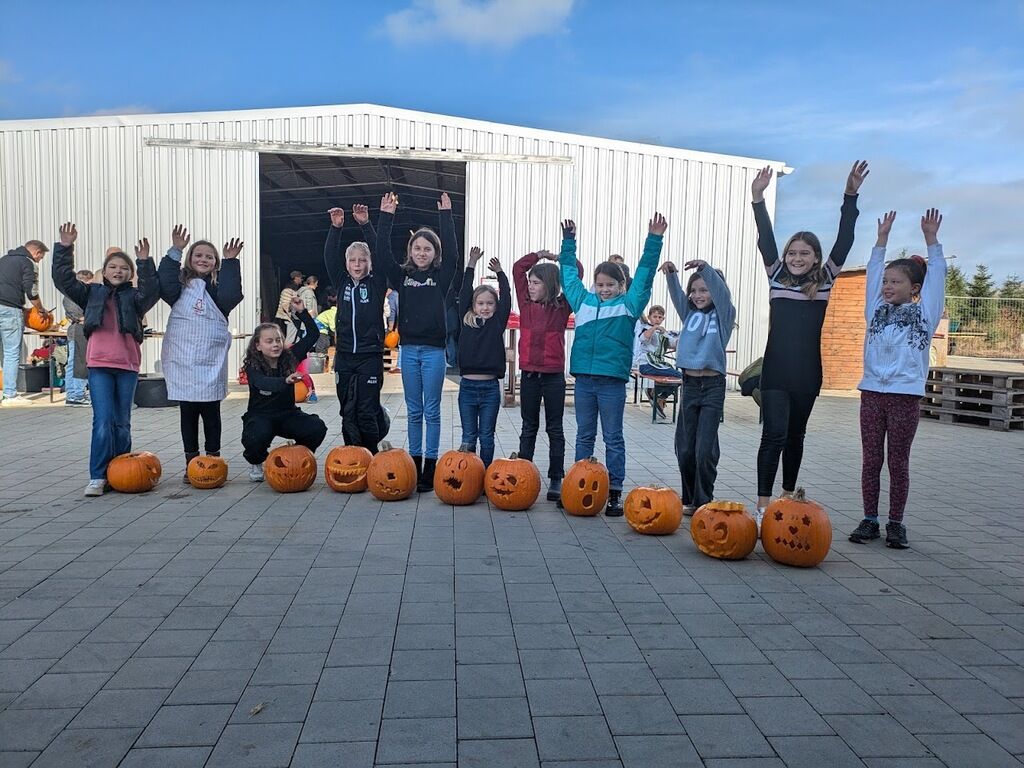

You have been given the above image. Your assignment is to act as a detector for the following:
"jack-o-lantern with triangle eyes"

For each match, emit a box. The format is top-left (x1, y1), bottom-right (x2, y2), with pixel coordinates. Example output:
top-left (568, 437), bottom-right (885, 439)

top-left (484, 453), bottom-right (541, 511)
top-left (107, 452), bottom-right (162, 493)
top-left (264, 444), bottom-right (317, 493)
top-left (324, 446), bottom-right (373, 493)
top-left (561, 457), bottom-right (609, 516)
top-left (760, 488), bottom-right (832, 567)
top-left (367, 442), bottom-right (418, 501)
top-left (624, 486), bottom-right (683, 535)
top-left (690, 500), bottom-right (758, 559)
top-left (187, 455), bottom-right (229, 489)
top-left (434, 447), bottom-right (486, 505)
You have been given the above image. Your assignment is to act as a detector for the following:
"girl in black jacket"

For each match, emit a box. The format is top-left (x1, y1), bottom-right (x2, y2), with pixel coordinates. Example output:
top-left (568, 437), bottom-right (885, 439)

top-left (240, 301), bottom-right (327, 482)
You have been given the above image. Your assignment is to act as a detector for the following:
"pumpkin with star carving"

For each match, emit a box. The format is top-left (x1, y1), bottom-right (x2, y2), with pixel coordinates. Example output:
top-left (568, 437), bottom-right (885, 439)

top-left (760, 488), bottom-right (832, 567)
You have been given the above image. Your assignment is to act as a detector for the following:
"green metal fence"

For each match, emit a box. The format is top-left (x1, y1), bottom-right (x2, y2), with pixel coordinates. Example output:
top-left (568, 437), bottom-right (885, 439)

top-left (946, 296), bottom-right (1024, 358)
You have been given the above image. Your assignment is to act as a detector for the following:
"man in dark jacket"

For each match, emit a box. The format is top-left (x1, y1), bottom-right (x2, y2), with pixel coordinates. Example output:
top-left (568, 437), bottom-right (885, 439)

top-left (0, 240), bottom-right (49, 404)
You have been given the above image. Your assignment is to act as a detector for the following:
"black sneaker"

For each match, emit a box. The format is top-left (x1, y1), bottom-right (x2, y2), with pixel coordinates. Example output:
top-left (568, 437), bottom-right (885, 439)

top-left (605, 490), bottom-right (623, 517)
top-left (547, 477), bottom-right (562, 503)
top-left (885, 522), bottom-right (909, 549)
top-left (848, 519), bottom-right (880, 543)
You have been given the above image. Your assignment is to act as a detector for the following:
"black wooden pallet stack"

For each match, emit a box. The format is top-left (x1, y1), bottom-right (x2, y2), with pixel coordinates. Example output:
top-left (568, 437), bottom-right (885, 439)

top-left (921, 367), bottom-right (1024, 431)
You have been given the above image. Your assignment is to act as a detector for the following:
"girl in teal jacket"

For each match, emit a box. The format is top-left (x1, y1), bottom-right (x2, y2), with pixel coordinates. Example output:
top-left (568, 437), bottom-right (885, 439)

top-left (560, 213), bottom-right (668, 514)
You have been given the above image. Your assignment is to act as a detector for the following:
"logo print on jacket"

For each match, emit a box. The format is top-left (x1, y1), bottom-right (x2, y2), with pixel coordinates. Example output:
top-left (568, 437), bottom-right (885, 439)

top-left (192, 298), bottom-right (205, 316)
top-left (868, 303), bottom-right (929, 350)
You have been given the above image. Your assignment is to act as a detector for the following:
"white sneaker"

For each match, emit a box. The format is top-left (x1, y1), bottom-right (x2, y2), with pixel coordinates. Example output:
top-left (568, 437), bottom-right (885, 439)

top-left (755, 507), bottom-right (766, 532)
top-left (84, 480), bottom-right (106, 497)
top-left (1, 394), bottom-right (32, 407)
top-left (249, 463), bottom-right (265, 482)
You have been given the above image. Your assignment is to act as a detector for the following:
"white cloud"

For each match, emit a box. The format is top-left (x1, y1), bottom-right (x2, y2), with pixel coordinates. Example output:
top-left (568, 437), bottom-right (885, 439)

top-left (383, 0), bottom-right (574, 48)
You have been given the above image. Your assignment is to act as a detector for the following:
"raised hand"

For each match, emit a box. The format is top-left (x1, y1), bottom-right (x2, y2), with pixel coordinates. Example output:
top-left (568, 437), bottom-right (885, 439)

top-left (380, 192), bottom-right (398, 215)
top-left (352, 204), bottom-right (369, 225)
top-left (438, 192), bottom-right (452, 210)
top-left (223, 238), bottom-right (244, 259)
top-left (327, 207), bottom-right (345, 228)
top-left (286, 372), bottom-right (303, 384)
top-left (290, 295), bottom-right (306, 313)
top-left (846, 160), bottom-right (870, 195)
top-left (683, 259), bottom-right (707, 271)
top-left (649, 212), bottom-right (668, 236)
top-left (536, 249), bottom-right (556, 261)
top-left (488, 256), bottom-right (502, 274)
top-left (751, 166), bottom-right (773, 202)
top-left (658, 261), bottom-right (677, 275)
top-left (134, 238), bottom-right (151, 260)
top-left (875, 210), bottom-right (896, 247)
top-left (468, 246), bottom-right (484, 267)
top-left (59, 222), bottom-right (78, 246)
top-left (561, 219), bottom-right (576, 240)
top-left (172, 224), bottom-right (191, 250)
top-left (921, 207), bottom-right (942, 245)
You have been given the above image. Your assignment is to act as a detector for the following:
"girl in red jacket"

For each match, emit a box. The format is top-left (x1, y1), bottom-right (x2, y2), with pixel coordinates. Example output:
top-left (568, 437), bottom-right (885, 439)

top-left (512, 249), bottom-right (583, 501)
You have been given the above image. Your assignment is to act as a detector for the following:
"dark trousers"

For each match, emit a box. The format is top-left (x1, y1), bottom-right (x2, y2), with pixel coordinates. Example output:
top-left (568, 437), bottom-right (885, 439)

top-left (518, 372), bottom-right (566, 480)
top-left (241, 410), bottom-right (327, 465)
top-left (756, 389), bottom-right (817, 497)
top-left (335, 353), bottom-right (385, 452)
top-left (860, 390), bottom-right (921, 523)
top-left (458, 378), bottom-right (502, 467)
top-left (675, 374), bottom-right (725, 508)
top-left (179, 401), bottom-right (223, 454)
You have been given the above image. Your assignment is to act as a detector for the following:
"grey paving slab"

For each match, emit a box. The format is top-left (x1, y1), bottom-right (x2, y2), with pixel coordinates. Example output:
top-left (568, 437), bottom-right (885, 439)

top-left (206, 722), bottom-right (301, 767)
top-left (533, 715), bottom-right (619, 761)
top-left (137, 703), bottom-right (234, 747)
top-left (457, 737), bottom-right (539, 768)
top-left (29, 726), bottom-right (139, 768)
top-left (69, 688), bottom-right (169, 728)
top-left (376, 716), bottom-right (457, 764)
top-left (614, 734), bottom-right (704, 767)
top-left (769, 735), bottom-right (866, 768)
top-left (118, 746), bottom-right (213, 768)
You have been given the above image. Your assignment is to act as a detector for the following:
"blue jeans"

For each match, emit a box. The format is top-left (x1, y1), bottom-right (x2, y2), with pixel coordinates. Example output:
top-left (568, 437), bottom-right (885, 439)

top-left (0, 305), bottom-right (24, 398)
top-left (675, 374), bottom-right (726, 508)
top-left (88, 367), bottom-right (138, 480)
top-left (65, 336), bottom-right (88, 400)
top-left (574, 374), bottom-right (627, 490)
top-left (401, 344), bottom-right (447, 459)
top-left (458, 378), bottom-right (501, 466)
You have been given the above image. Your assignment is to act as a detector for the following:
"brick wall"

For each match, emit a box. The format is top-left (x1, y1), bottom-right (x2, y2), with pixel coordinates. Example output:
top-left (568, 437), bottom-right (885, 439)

top-left (822, 269), bottom-right (866, 390)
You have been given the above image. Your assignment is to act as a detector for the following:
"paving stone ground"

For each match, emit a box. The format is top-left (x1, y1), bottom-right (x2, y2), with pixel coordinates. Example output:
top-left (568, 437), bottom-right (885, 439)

top-left (1, 385), bottom-right (1023, 767)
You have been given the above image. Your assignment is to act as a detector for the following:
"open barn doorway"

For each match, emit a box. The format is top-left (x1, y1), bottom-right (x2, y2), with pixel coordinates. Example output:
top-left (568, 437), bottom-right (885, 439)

top-left (257, 153), bottom-right (467, 323)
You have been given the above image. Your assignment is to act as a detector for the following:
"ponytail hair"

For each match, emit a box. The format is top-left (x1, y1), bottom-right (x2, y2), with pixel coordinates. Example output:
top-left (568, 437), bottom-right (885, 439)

top-left (886, 255), bottom-right (928, 295)
top-left (463, 285), bottom-right (500, 328)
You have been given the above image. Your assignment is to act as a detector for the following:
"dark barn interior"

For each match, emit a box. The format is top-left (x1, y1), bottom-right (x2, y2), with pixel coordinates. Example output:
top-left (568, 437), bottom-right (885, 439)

top-left (258, 153), bottom-right (467, 319)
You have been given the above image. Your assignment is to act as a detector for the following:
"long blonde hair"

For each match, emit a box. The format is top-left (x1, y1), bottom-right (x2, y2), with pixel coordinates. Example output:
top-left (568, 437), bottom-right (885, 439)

top-left (463, 285), bottom-right (499, 327)
top-left (180, 240), bottom-right (220, 286)
top-left (778, 231), bottom-right (826, 298)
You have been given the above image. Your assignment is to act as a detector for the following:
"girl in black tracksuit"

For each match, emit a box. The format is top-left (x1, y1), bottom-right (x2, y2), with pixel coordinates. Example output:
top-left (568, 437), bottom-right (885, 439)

top-left (241, 309), bottom-right (327, 481)
top-left (323, 204), bottom-right (390, 453)
top-left (376, 192), bottom-right (460, 492)
top-left (750, 161), bottom-right (869, 524)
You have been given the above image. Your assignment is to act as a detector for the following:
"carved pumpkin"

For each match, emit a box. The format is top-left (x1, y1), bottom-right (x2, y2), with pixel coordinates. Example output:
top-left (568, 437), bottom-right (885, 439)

top-left (107, 452), bottom-right (162, 493)
top-left (384, 330), bottom-right (400, 349)
top-left (624, 486), bottom-right (683, 535)
top-left (484, 453), bottom-right (541, 511)
top-left (24, 307), bottom-right (54, 332)
top-left (433, 448), bottom-right (485, 505)
top-left (187, 455), bottom-right (229, 489)
top-left (561, 457), bottom-right (609, 516)
top-left (761, 488), bottom-right (833, 567)
top-left (294, 380), bottom-right (310, 403)
top-left (367, 442), bottom-right (417, 501)
top-left (690, 500), bottom-right (758, 559)
top-left (264, 444), bottom-right (317, 493)
top-left (135, 451), bottom-right (163, 483)
top-left (324, 445), bottom-right (373, 493)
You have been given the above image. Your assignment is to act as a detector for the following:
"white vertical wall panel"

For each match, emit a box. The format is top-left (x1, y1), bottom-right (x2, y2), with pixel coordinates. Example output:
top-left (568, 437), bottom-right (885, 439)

top-left (0, 104), bottom-right (783, 381)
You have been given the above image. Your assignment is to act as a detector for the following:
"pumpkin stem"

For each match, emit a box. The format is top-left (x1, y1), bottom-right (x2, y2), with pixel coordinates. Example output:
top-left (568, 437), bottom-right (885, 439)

top-left (509, 453), bottom-right (519, 460)
top-left (794, 487), bottom-right (806, 502)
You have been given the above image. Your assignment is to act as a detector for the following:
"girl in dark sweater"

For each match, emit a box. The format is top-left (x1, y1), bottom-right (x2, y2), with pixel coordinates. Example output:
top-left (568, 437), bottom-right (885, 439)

top-left (457, 249), bottom-right (511, 468)
top-left (240, 301), bottom-right (327, 482)
top-left (376, 192), bottom-right (460, 491)
top-left (750, 161), bottom-right (869, 526)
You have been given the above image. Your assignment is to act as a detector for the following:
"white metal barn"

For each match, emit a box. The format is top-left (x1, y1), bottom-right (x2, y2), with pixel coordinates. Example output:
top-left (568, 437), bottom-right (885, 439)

top-left (0, 103), bottom-right (785, 380)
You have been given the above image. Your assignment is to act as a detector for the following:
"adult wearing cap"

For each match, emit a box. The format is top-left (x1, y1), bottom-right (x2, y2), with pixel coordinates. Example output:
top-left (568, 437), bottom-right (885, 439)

top-left (0, 238), bottom-right (50, 405)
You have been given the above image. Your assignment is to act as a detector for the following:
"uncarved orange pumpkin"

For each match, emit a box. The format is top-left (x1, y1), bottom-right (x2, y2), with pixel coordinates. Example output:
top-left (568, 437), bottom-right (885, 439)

top-left (690, 500), bottom-right (758, 559)
top-left (434, 448), bottom-right (485, 505)
top-left (325, 445), bottom-right (373, 493)
top-left (24, 307), bottom-right (54, 332)
top-left (264, 444), bottom-right (317, 493)
top-left (384, 330), bottom-right (400, 349)
top-left (484, 453), bottom-right (541, 511)
top-left (107, 452), bottom-right (162, 493)
top-left (624, 486), bottom-right (683, 535)
top-left (187, 455), bottom-right (229, 489)
top-left (561, 457), bottom-right (609, 516)
top-left (294, 380), bottom-right (310, 403)
top-left (367, 442), bottom-right (417, 501)
top-left (760, 488), bottom-right (833, 567)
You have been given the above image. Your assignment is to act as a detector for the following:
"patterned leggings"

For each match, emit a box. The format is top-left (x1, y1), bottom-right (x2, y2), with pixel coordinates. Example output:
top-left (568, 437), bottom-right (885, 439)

top-left (860, 390), bottom-right (921, 523)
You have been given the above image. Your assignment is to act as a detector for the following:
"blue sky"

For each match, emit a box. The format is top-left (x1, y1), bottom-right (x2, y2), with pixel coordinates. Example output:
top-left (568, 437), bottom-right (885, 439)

top-left (2, 0), bottom-right (1022, 282)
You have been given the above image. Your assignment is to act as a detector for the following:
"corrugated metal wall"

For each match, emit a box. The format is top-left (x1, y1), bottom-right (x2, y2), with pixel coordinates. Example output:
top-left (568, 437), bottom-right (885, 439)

top-left (0, 105), bottom-right (781, 379)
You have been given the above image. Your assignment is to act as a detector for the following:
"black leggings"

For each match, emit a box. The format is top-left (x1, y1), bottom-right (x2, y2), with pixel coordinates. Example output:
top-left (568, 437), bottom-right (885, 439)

top-left (179, 401), bottom-right (223, 455)
top-left (518, 372), bottom-right (566, 480)
top-left (756, 389), bottom-right (817, 498)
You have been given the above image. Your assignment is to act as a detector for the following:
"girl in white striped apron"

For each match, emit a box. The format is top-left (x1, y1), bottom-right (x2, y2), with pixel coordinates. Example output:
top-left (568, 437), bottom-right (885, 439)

top-left (158, 226), bottom-right (244, 481)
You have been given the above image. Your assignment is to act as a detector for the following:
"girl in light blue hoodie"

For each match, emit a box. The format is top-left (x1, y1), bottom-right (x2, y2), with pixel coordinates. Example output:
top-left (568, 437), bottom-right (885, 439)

top-left (663, 259), bottom-right (736, 514)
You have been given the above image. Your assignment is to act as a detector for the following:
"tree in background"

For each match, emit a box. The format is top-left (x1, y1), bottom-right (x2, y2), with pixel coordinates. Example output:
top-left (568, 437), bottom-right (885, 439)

top-left (945, 264), bottom-right (968, 296)
top-left (967, 264), bottom-right (996, 298)
top-left (999, 274), bottom-right (1024, 299)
